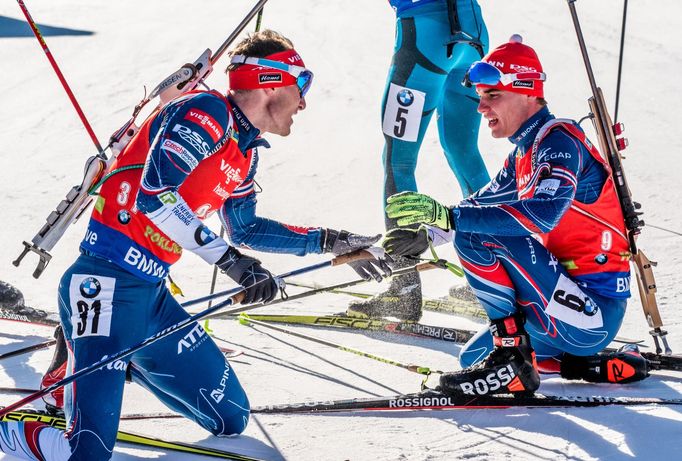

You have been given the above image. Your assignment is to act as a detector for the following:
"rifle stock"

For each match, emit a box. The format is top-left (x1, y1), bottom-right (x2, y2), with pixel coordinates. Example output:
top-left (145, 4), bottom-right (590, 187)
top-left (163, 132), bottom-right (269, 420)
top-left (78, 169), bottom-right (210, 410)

top-left (570, 0), bottom-right (671, 354)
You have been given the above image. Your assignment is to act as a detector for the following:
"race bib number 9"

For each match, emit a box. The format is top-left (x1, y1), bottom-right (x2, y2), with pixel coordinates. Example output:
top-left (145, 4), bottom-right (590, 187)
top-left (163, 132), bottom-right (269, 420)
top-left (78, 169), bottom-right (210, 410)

top-left (545, 274), bottom-right (603, 329)
top-left (69, 274), bottom-right (115, 338)
top-left (382, 83), bottom-right (425, 142)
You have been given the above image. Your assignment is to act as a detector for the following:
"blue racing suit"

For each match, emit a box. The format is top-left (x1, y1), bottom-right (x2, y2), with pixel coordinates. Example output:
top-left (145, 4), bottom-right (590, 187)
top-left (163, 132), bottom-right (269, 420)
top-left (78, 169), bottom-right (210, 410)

top-left (0, 92), bottom-right (332, 461)
top-left (452, 107), bottom-right (631, 367)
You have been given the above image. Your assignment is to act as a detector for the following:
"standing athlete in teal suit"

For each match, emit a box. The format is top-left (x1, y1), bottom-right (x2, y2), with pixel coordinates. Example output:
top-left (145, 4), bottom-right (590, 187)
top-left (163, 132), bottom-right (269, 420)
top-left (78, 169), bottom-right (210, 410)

top-left (348, 0), bottom-right (490, 321)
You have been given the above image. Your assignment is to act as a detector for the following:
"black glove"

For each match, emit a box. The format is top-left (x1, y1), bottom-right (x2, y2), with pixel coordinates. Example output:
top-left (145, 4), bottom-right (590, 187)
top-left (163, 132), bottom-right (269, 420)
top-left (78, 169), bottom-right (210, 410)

top-left (323, 229), bottom-right (393, 282)
top-left (216, 248), bottom-right (278, 304)
top-left (382, 227), bottom-right (431, 257)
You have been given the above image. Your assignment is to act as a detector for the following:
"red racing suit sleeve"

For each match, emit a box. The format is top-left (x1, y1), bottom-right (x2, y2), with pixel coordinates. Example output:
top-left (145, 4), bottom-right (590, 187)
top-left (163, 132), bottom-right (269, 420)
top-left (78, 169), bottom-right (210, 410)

top-left (136, 92), bottom-right (234, 265)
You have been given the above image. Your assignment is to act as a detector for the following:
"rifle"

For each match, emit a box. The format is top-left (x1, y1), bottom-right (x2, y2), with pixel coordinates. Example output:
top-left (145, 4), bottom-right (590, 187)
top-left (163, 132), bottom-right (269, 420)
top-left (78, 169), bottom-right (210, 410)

top-left (567, 0), bottom-right (671, 354)
top-left (13, 0), bottom-right (270, 278)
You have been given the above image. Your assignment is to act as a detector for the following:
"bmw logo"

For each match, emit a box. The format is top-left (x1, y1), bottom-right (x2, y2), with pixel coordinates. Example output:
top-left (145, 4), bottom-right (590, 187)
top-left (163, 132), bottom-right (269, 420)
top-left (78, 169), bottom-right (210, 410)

top-left (79, 277), bottom-right (101, 298)
top-left (194, 226), bottom-right (217, 246)
top-left (396, 89), bottom-right (414, 107)
top-left (594, 253), bottom-right (608, 265)
top-left (118, 210), bottom-right (131, 225)
top-left (583, 298), bottom-right (598, 317)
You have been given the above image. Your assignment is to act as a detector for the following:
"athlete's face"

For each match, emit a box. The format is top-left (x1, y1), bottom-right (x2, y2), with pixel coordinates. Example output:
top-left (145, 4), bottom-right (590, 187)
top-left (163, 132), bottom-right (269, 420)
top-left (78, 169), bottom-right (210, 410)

top-left (266, 85), bottom-right (306, 136)
top-left (476, 89), bottom-right (539, 139)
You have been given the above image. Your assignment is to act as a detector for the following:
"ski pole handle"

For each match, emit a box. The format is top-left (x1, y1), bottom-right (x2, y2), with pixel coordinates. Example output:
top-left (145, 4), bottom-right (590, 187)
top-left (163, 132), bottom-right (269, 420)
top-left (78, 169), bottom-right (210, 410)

top-left (329, 248), bottom-right (382, 266)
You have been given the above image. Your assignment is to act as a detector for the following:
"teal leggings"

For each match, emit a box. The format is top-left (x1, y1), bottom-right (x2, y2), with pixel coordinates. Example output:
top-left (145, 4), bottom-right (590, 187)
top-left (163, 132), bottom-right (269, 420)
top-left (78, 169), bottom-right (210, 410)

top-left (382, 0), bottom-right (490, 228)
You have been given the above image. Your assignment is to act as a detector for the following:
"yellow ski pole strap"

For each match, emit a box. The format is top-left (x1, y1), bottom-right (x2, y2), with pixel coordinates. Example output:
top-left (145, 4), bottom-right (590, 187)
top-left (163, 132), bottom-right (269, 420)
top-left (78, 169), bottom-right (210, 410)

top-left (428, 243), bottom-right (464, 277)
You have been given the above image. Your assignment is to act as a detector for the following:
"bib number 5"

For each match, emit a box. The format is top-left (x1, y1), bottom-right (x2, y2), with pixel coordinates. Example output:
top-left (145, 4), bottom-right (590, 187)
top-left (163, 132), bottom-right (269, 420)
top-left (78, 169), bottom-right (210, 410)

top-left (382, 84), bottom-right (426, 142)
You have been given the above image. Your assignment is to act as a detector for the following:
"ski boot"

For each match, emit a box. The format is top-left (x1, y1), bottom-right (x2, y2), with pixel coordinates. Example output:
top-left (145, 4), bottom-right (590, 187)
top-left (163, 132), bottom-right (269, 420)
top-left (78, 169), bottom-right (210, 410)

top-left (439, 313), bottom-right (540, 396)
top-left (448, 283), bottom-right (479, 303)
top-left (41, 325), bottom-right (68, 414)
top-left (0, 280), bottom-right (24, 309)
top-left (560, 344), bottom-right (650, 384)
top-left (346, 258), bottom-right (422, 321)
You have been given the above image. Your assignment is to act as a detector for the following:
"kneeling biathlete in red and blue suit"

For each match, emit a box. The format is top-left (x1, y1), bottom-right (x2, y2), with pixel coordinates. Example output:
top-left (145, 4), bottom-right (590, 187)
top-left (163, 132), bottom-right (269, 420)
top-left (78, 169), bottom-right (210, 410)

top-left (0, 30), bottom-right (390, 461)
top-left (382, 36), bottom-right (649, 398)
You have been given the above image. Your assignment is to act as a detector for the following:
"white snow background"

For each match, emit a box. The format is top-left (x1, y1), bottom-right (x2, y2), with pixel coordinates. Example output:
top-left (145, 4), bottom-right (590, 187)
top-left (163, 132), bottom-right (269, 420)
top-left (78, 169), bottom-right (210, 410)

top-left (1, 0), bottom-right (681, 459)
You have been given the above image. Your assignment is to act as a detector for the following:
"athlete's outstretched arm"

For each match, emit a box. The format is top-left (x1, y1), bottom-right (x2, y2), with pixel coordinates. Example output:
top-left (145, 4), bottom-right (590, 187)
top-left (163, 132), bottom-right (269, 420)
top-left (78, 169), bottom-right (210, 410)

top-left (455, 130), bottom-right (588, 236)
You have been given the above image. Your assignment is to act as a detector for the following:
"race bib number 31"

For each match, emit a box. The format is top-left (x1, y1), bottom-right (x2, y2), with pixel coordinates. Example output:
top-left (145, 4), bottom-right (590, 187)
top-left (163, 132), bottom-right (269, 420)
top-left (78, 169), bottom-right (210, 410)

top-left (69, 274), bottom-right (115, 338)
top-left (382, 83), bottom-right (426, 142)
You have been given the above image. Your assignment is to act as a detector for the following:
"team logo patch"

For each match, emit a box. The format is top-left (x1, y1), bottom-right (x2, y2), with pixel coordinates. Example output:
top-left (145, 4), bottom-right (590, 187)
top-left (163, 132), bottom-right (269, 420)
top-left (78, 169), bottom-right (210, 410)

top-left (79, 277), bottom-right (101, 298)
top-left (184, 110), bottom-right (223, 143)
top-left (194, 226), bottom-right (218, 246)
top-left (396, 89), bottom-right (414, 107)
top-left (512, 80), bottom-right (534, 89)
top-left (535, 178), bottom-right (560, 197)
top-left (595, 253), bottom-right (608, 265)
top-left (162, 139), bottom-right (199, 169)
top-left (117, 210), bottom-right (131, 225)
top-left (259, 73), bottom-right (282, 84)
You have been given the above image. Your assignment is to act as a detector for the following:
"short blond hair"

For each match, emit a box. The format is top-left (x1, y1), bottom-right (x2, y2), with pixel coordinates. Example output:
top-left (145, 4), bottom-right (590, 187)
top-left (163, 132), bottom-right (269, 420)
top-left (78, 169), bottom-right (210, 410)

top-left (226, 29), bottom-right (294, 72)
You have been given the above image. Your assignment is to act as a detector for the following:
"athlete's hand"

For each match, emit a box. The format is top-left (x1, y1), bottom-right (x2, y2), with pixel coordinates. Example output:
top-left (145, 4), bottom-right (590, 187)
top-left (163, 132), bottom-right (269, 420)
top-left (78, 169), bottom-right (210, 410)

top-left (216, 248), bottom-right (278, 304)
top-left (323, 229), bottom-right (393, 282)
top-left (385, 192), bottom-right (454, 231)
top-left (382, 226), bottom-right (431, 257)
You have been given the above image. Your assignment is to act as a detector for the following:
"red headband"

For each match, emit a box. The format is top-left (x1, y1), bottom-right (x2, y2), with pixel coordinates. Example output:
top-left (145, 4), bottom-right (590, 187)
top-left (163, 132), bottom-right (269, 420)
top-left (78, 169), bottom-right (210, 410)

top-left (229, 49), bottom-right (305, 90)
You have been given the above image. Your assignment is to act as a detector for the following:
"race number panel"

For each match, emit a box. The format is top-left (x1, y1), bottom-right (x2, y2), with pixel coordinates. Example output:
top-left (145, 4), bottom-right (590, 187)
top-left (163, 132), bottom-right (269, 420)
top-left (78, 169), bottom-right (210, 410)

top-left (382, 83), bottom-right (426, 142)
top-left (68, 274), bottom-right (115, 338)
top-left (545, 274), bottom-right (604, 329)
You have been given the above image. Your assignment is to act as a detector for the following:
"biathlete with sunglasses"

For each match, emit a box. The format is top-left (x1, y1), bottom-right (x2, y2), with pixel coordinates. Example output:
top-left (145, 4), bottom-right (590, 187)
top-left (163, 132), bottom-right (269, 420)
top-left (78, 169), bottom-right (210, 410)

top-left (382, 36), bottom-right (649, 397)
top-left (0, 30), bottom-right (390, 461)
top-left (347, 0), bottom-right (491, 322)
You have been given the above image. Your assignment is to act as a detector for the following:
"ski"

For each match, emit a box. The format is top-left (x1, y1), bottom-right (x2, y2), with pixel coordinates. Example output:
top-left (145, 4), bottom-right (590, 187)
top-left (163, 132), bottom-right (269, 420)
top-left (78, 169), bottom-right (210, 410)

top-left (422, 296), bottom-right (487, 321)
top-left (288, 279), bottom-right (489, 321)
top-left (1, 409), bottom-right (264, 460)
top-left (283, 282), bottom-right (644, 346)
top-left (0, 333), bottom-right (241, 359)
top-left (0, 305), bottom-right (59, 327)
top-left (241, 313), bottom-right (476, 343)
top-left (0, 387), bottom-right (42, 395)
top-left (642, 352), bottom-right (682, 372)
top-left (250, 388), bottom-right (682, 414)
top-left (240, 313), bottom-right (646, 349)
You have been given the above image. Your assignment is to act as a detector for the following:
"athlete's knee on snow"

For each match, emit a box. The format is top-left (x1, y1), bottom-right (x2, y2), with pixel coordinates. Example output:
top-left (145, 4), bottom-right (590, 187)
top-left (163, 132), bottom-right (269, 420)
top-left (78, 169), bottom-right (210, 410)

top-left (68, 430), bottom-right (118, 461)
top-left (207, 399), bottom-right (251, 437)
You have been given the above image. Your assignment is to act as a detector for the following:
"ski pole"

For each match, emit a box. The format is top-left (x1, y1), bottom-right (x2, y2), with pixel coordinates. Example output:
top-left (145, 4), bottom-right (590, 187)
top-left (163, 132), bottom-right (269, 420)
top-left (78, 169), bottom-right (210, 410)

top-left (205, 2), bottom-right (266, 328)
top-left (614, 0), bottom-right (628, 122)
top-left (0, 339), bottom-right (56, 362)
top-left (203, 259), bottom-right (451, 320)
top-left (183, 249), bottom-right (379, 310)
top-left (567, 0), bottom-right (671, 354)
top-left (239, 315), bottom-right (444, 376)
top-left (16, 0), bottom-right (104, 155)
top-left (0, 250), bottom-right (372, 417)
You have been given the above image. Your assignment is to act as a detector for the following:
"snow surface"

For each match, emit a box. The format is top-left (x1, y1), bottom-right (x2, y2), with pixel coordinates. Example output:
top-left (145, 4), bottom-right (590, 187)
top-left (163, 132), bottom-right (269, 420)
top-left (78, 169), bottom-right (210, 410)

top-left (1, 0), bottom-right (681, 459)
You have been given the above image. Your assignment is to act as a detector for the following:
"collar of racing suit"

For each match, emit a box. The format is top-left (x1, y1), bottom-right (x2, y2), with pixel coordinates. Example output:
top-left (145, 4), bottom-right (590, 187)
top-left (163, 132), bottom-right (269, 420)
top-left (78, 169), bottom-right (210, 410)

top-left (508, 105), bottom-right (554, 152)
top-left (227, 95), bottom-right (271, 153)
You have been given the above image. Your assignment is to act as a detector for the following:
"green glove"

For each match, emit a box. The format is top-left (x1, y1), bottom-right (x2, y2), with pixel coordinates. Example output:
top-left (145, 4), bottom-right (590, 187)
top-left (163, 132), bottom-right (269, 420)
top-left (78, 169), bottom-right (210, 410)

top-left (385, 192), bottom-right (453, 231)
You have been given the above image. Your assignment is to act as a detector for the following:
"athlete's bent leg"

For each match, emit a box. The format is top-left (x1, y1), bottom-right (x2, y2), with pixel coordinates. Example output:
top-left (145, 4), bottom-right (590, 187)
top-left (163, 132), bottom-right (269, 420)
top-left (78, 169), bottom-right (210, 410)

top-left (454, 231), bottom-right (626, 366)
top-left (130, 289), bottom-right (249, 436)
